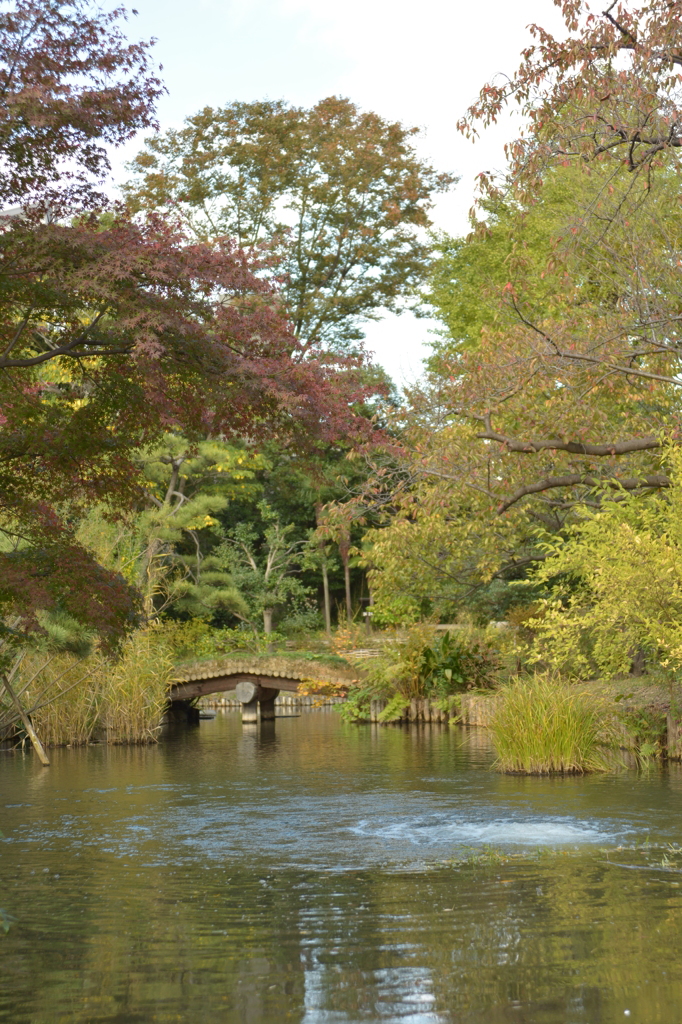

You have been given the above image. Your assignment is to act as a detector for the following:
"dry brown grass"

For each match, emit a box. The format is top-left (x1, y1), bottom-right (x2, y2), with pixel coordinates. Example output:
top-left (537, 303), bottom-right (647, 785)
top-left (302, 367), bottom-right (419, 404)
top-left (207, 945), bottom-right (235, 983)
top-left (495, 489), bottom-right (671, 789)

top-left (4, 629), bottom-right (174, 748)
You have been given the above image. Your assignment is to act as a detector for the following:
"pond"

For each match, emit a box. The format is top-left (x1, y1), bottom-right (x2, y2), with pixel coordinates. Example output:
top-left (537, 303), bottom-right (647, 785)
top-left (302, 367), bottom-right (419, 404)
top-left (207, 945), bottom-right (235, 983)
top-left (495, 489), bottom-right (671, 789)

top-left (2, 709), bottom-right (682, 1023)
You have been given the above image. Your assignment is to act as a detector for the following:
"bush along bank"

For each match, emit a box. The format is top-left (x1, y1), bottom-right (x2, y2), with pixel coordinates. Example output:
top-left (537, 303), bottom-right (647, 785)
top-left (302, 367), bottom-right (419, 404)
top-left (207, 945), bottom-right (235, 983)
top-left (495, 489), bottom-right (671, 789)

top-left (489, 674), bottom-right (616, 774)
top-left (336, 625), bottom-right (499, 725)
top-left (486, 674), bottom-right (682, 772)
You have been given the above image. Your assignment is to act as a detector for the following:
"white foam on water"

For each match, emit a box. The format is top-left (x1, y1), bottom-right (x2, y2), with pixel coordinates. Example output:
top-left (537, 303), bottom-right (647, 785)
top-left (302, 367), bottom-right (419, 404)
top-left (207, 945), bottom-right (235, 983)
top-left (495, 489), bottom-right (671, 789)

top-left (349, 815), bottom-right (610, 848)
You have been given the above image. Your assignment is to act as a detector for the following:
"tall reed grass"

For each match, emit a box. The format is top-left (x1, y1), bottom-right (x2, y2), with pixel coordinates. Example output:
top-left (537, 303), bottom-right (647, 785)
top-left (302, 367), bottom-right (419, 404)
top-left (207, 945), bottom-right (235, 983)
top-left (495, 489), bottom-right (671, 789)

top-left (3, 654), bottom-right (96, 747)
top-left (97, 629), bottom-right (174, 744)
top-left (490, 674), bottom-right (615, 774)
top-left (7, 629), bottom-right (174, 747)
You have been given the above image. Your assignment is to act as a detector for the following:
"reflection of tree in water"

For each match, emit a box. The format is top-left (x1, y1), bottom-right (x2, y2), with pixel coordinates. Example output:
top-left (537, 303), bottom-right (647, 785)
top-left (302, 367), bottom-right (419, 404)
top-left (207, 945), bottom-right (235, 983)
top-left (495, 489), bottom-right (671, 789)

top-left (296, 870), bottom-right (440, 1022)
top-left (9, 850), bottom-right (682, 1022)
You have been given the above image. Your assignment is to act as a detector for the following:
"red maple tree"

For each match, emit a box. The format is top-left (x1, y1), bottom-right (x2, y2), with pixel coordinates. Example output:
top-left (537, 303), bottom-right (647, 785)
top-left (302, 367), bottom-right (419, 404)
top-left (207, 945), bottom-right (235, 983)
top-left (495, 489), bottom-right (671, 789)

top-left (0, 2), bottom-right (379, 649)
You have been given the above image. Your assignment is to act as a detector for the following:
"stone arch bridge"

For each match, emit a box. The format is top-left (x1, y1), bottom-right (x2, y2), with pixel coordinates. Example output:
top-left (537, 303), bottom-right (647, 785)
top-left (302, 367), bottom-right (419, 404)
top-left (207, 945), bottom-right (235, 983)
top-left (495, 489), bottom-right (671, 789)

top-left (170, 655), bottom-right (356, 724)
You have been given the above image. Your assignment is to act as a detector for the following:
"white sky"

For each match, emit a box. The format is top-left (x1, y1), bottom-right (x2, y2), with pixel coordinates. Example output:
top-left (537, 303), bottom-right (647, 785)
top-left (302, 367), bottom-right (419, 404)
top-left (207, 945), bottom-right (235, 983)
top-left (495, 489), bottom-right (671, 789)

top-left (113, 0), bottom-right (567, 385)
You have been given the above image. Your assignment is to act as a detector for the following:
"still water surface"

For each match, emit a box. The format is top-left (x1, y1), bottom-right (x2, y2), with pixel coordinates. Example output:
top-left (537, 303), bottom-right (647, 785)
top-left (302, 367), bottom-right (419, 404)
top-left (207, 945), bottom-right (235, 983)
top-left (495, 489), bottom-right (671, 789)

top-left (2, 710), bottom-right (682, 1023)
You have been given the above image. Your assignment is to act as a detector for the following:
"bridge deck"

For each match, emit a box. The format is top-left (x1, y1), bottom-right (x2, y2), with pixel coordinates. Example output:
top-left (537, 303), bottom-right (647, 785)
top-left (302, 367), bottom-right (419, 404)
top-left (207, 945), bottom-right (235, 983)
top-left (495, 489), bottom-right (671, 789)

top-left (169, 654), bottom-right (356, 703)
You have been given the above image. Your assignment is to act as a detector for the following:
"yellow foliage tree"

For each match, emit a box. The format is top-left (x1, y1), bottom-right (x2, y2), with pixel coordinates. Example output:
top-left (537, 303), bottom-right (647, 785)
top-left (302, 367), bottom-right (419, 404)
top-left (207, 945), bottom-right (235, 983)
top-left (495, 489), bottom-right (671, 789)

top-left (529, 446), bottom-right (682, 678)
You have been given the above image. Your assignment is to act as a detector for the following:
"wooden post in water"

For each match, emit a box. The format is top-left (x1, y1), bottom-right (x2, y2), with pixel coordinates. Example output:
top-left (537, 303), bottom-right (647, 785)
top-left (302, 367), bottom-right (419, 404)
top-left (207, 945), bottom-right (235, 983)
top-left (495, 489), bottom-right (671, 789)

top-left (2, 674), bottom-right (49, 765)
top-left (668, 715), bottom-right (682, 760)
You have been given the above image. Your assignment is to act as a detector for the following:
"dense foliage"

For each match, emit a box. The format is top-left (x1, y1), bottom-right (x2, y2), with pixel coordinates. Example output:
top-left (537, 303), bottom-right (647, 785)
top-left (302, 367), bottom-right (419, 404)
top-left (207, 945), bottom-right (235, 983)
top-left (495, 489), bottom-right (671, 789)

top-left (0, 2), bottom-right (382, 655)
top-left (9, 0), bottom-right (682, 752)
top-left (357, 1), bottom-right (682, 643)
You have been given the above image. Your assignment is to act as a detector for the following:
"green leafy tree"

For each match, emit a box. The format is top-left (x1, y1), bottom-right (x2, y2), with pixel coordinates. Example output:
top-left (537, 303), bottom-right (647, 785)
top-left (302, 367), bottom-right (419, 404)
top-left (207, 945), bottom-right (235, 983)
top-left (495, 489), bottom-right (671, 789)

top-left (216, 502), bottom-right (313, 634)
top-left (425, 167), bottom-right (587, 365)
top-left (124, 96), bottom-right (455, 352)
top-left (80, 436), bottom-right (264, 620)
top-left (217, 439), bottom-right (377, 630)
top-left (442, 0), bottom-right (682, 506)
top-left (355, 6), bottom-right (682, 612)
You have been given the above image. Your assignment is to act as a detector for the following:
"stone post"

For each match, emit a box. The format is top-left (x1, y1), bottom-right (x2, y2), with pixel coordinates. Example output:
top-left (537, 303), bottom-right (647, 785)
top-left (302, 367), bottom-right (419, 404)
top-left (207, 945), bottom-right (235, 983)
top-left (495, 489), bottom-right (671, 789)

top-left (259, 689), bottom-right (280, 722)
top-left (234, 680), bottom-right (280, 725)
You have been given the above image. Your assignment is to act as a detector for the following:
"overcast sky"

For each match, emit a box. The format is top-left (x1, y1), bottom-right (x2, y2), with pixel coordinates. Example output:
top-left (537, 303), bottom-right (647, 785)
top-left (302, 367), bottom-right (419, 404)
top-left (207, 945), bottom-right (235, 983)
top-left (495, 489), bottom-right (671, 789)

top-left (114, 0), bottom-right (567, 385)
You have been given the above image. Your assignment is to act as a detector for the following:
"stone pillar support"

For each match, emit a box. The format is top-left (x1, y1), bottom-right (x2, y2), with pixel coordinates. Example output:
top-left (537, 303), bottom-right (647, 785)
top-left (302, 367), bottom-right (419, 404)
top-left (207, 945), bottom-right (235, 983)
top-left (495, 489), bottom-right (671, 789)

top-left (234, 680), bottom-right (280, 725)
top-left (260, 696), bottom-right (277, 721)
top-left (240, 698), bottom-right (258, 724)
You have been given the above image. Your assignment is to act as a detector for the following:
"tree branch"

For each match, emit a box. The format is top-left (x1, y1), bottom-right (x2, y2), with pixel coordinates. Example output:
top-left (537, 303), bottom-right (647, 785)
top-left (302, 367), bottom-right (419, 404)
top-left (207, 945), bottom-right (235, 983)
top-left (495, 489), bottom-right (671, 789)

top-left (602, 2), bottom-right (637, 49)
top-left (477, 423), bottom-right (661, 457)
top-left (498, 473), bottom-right (670, 514)
top-left (0, 343), bottom-right (133, 368)
top-left (510, 297), bottom-right (682, 387)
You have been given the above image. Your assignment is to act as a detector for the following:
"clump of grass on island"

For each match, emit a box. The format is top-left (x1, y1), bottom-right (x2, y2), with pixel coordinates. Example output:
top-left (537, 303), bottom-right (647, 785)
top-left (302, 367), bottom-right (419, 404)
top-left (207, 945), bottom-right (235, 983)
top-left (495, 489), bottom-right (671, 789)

top-left (490, 674), bottom-right (615, 775)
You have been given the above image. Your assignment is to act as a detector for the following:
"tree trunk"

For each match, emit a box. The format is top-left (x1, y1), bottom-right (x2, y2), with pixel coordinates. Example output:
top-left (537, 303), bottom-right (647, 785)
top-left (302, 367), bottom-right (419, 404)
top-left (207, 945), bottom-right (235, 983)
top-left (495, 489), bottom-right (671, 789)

top-left (321, 559), bottom-right (331, 634)
top-left (139, 537), bottom-right (162, 618)
top-left (343, 560), bottom-right (352, 622)
top-left (629, 647), bottom-right (647, 676)
top-left (365, 575), bottom-right (374, 635)
top-left (263, 607), bottom-right (273, 634)
top-left (338, 530), bottom-right (352, 622)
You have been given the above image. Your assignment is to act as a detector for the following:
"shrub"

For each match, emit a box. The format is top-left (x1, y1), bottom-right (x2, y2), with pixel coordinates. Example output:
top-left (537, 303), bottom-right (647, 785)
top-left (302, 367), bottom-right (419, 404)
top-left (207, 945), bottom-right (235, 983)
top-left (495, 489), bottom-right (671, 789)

top-left (330, 621), bottom-right (373, 655)
top-left (337, 684), bottom-right (375, 723)
top-left (490, 673), bottom-right (615, 774)
top-left (164, 619), bottom-right (285, 661)
top-left (337, 623), bottom-right (500, 722)
top-left (275, 605), bottom-right (323, 636)
top-left (369, 594), bottom-right (421, 628)
top-left (526, 445), bottom-right (682, 680)
top-left (419, 630), bottom-right (498, 696)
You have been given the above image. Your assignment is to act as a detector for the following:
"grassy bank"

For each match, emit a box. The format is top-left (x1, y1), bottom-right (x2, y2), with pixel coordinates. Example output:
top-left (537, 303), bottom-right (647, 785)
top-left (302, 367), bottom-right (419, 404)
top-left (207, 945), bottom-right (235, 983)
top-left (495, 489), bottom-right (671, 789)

top-left (326, 622), bottom-right (682, 773)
